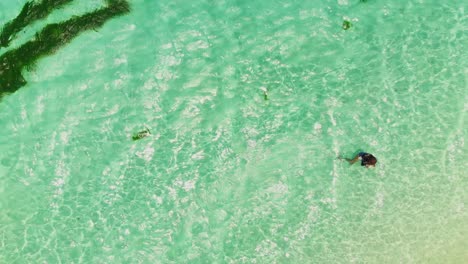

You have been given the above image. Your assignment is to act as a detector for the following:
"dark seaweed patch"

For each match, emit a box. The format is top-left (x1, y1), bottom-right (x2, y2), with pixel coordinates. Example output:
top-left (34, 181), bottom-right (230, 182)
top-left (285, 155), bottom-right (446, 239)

top-left (132, 128), bottom-right (151, 141)
top-left (0, 0), bottom-right (130, 99)
top-left (0, 0), bottom-right (74, 48)
top-left (342, 20), bottom-right (352, 30)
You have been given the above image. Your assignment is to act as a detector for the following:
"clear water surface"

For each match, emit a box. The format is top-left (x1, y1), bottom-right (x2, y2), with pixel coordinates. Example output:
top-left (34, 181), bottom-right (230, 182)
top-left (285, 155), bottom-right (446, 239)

top-left (0, 0), bottom-right (466, 263)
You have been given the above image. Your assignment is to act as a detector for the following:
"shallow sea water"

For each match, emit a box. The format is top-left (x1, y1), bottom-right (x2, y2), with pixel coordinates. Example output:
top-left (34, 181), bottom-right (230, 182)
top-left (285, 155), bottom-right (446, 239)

top-left (0, 0), bottom-right (467, 263)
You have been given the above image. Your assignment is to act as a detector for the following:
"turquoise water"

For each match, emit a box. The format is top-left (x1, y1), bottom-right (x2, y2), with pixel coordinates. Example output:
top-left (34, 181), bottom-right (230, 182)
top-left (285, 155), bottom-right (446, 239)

top-left (0, 0), bottom-right (467, 263)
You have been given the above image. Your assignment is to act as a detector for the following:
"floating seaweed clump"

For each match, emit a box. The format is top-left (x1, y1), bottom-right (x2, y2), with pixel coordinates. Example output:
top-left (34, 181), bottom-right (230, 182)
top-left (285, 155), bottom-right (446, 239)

top-left (260, 87), bottom-right (268, 100)
top-left (132, 128), bottom-right (151, 141)
top-left (342, 20), bottom-right (352, 30)
top-left (0, 0), bottom-right (131, 99)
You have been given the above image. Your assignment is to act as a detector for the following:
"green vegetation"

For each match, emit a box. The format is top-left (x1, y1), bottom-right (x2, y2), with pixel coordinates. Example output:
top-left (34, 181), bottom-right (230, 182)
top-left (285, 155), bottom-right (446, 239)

top-left (0, 0), bottom-right (73, 48)
top-left (342, 20), bottom-right (352, 30)
top-left (0, 0), bottom-right (130, 99)
top-left (132, 128), bottom-right (151, 141)
top-left (261, 87), bottom-right (268, 100)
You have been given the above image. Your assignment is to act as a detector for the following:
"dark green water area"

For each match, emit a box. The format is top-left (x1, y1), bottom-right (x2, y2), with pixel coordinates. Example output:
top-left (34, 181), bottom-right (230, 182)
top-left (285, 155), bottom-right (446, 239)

top-left (0, 0), bottom-right (130, 99)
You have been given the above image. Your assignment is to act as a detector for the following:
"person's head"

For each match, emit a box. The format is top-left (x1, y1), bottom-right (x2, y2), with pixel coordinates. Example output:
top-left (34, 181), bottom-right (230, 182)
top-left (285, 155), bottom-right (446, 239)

top-left (362, 154), bottom-right (377, 168)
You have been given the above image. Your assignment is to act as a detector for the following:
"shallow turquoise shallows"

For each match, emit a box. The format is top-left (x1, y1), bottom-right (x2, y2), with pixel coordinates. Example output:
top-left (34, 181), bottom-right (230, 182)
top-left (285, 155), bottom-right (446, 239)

top-left (0, 0), bottom-right (466, 263)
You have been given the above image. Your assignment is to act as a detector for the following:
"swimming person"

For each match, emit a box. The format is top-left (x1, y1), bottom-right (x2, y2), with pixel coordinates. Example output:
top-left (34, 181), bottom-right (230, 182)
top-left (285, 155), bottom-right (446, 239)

top-left (341, 152), bottom-right (378, 168)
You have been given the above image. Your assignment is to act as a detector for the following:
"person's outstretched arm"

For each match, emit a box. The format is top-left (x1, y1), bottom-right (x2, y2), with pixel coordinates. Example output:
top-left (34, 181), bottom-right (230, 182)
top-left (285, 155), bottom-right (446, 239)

top-left (345, 155), bottom-right (359, 164)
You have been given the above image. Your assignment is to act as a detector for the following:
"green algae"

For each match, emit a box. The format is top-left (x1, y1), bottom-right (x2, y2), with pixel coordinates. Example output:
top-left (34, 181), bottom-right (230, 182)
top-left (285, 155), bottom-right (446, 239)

top-left (0, 0), bottom-right (130, 99)
top-left (342, 20), bottom-right (352, 30)
top-left (261, 87), bottom-right (268, 100)
top-left (0, 0), bottom-right (73, 48)
top-left (132, 128), bottom-right (151, 141)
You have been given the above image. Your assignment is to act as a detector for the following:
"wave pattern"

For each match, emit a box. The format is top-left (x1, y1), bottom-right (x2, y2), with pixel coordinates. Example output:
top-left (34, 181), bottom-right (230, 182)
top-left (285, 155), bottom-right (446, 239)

top-left (0, 0), bottom-right (466, 263)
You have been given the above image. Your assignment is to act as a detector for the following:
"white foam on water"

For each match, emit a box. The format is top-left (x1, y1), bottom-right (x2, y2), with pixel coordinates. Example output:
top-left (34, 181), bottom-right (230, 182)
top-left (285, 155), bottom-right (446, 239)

top-left (186, 40), bottom-right (210, 51)
top-left (266, 182), bottom-right (288, 195)
top-left (191, 150), bottom-right (205, 160)
top-left (337, 0), bottom-right (349, 6)
top-left (59, 131), bottom-right (70, 144)
top-left (35, 95), bottom-right (45, 116)
top-left (182, 180), bottom-right (196, 192)
top-left (105, 104), bottom-right (120, 116)
top-left (161, 55), bottom-right (182, 66)
top-left (136, 145), bottom-right (155, 162)
top-left (114, 56), bottom-right (127, 66)
top-left (161, 43), bottom-right (172, 49)
top-left (314, 122), bottom-right (322, 131)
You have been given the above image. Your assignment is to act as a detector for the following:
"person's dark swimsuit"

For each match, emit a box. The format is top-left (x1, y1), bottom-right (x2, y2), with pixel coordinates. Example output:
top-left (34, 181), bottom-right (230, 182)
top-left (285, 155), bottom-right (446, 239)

top-left (358, 152), bottom-right (373, 167)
